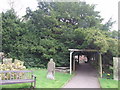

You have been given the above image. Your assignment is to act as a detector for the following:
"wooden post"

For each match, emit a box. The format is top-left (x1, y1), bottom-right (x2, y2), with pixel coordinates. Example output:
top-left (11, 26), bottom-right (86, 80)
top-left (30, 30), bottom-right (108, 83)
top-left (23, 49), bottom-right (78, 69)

top-left (73, 58), bottom-right (75, 72)
top-left (70, 51), bottom-right (73, 75)
top-left (94, 53), bottom-right (95, 60)
top-left (99, 53), bottom-right (102, 78)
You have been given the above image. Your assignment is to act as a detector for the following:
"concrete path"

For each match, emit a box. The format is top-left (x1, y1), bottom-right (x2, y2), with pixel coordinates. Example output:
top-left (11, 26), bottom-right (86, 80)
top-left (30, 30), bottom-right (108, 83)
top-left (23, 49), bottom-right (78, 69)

top-left (63, 63), bottom-right (100, 88)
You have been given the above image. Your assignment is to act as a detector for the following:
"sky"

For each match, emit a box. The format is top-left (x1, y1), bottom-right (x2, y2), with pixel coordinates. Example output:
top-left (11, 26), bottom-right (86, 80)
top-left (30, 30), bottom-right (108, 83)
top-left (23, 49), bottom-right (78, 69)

top-left (0, 0), bottom-right (119, 30)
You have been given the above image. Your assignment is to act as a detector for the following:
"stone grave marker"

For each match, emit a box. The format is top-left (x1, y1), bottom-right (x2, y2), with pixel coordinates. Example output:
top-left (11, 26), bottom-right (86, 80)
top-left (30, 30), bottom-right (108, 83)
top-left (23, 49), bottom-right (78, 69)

top-left (47, 58), bottom-right (55, 80)
top-left (3, 58), bottom-right (12, 64)
top-left (0, 52), bottom-right (5, 63)
top-left (113, 57), bottom-right (119, 80)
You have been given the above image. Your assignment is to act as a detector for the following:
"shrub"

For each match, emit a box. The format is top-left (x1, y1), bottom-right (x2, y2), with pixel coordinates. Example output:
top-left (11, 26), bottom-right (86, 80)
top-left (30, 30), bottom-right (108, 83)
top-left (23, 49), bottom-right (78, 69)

top-left (0, 59), bottom-right (26, 80)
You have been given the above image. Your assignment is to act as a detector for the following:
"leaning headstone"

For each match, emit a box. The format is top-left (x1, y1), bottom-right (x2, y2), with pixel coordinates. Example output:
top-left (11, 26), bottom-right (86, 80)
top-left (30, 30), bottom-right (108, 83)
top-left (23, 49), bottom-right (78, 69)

top-left (14, 59), bottom-right (24, 65)
top-left (113, 57), bottom-right (119, 80)
top-left (47, 58), bottom-right (55, 80)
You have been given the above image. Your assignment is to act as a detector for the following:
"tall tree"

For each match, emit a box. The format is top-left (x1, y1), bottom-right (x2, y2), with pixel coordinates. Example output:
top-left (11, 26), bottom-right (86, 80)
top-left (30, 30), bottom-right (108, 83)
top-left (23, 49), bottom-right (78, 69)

top-left (2, 2), bottom-right (119, 68)
top-left (2, 9), bottom-right (27, 59)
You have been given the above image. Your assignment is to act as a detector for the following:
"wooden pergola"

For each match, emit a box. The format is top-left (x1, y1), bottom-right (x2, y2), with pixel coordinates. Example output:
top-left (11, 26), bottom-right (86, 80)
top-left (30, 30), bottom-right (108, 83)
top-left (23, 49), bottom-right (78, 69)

top-left (68, 49), bottom-right (102, 77)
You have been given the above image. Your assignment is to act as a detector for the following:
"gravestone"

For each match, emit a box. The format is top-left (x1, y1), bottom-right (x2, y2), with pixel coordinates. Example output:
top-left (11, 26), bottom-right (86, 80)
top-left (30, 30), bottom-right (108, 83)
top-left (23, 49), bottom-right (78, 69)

top-left (47, 58), bottom-right (55, 80)
top-left (113, 57), bottom-right (120, 80)
top-left (14, 59), bottom-right (24, 65)
top-left (0, 52), bottom-right (5, 58)
top-left (3, 58), bottom-right (12, 64)
top-left (0, 52), bottom-right (5, 63)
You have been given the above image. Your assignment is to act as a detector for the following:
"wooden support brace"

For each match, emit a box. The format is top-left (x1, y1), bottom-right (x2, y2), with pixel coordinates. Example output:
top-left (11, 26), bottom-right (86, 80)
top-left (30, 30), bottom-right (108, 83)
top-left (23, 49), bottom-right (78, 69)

top-left (99, 53), bottom-right (102, 78)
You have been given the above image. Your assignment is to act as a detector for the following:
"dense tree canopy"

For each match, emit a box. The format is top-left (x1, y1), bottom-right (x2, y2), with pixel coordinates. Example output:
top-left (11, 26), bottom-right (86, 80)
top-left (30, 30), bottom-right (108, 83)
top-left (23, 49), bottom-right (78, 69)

top-left (1, 2), bottom-right (119, 68)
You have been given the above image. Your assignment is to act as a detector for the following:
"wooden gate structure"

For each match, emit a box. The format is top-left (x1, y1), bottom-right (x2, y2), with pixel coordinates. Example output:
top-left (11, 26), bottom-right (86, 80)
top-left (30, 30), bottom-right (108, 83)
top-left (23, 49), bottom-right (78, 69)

top-left (68, 49), bottom-right (102, 78)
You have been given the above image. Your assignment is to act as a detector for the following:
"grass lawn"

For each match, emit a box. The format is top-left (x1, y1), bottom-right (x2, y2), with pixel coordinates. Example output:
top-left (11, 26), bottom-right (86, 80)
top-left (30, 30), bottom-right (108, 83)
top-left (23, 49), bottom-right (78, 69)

top-left (99, 78), bottom-right (119, 88)
top-left (1, 69), bottom-right (73, 88)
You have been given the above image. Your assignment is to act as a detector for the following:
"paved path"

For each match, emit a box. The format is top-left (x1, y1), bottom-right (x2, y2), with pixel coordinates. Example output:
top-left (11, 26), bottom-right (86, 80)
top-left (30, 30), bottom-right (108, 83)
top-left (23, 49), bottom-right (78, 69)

top-left (63, 63), bottom-right (100, 88)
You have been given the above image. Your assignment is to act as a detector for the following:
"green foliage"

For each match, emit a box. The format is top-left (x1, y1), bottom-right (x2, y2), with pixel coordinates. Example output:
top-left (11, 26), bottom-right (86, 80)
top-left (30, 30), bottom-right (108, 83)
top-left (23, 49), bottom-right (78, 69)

top-left (83, 29), bottom-right (109, 53)
top-left (102, 72), bottom-right (113, 79)
top-left (101, 18), bottom-right (116, 31)
top-left (2, 2), bottom-right (119, 68)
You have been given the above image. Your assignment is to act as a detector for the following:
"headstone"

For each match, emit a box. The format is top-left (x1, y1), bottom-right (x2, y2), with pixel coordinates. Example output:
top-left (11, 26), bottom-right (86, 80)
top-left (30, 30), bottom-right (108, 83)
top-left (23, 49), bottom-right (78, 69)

top-left (118, 58), bottom-right (120, 80)
top-left (0, 52), bottom-right (5, 63)
top-left (47, 58), bottom-right (55, 80)
top-left (3, 58), bottom-right (12, 64)
top-left (14, 59), bottom-right (24, 65)
top-left (113, 57), bottom-right (119, 80)
top-left (0, 52), bottom-right (5, 59)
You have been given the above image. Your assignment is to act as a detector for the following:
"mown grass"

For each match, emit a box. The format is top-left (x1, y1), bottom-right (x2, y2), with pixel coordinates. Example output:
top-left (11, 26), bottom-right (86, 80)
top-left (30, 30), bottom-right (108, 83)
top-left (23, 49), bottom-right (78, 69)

top-left (99, 78), bottom-right (119, 88)
top-left (1, 69), bottom-right (73, 89)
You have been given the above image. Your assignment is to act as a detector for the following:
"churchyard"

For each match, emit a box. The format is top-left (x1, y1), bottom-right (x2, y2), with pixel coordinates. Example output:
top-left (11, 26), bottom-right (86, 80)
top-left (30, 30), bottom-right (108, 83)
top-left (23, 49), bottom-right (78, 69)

top-left (0, 54), bottom-right (119, 88)
top-left (0, 57), bottom-right (73, 88)
top-left (1, 69), bottom-right (73, 88)
top-left (0, 1), bottom-right (119, 89)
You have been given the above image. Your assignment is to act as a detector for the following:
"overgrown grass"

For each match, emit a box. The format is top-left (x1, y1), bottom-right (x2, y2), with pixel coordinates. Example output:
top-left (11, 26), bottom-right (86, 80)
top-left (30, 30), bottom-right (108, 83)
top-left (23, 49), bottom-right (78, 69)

top-left (99, 78), bottom-right (119, 88)
top-left (1, 69), bottom-right (73, 89)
